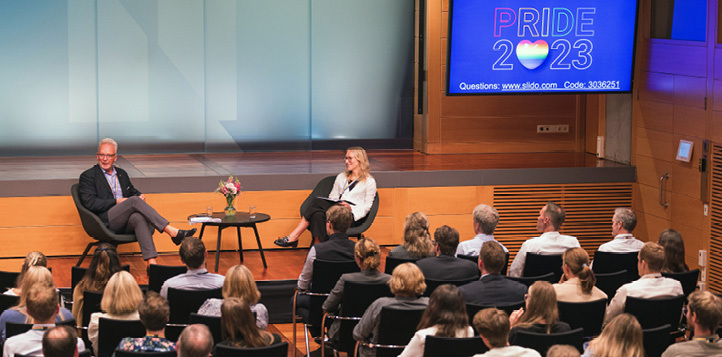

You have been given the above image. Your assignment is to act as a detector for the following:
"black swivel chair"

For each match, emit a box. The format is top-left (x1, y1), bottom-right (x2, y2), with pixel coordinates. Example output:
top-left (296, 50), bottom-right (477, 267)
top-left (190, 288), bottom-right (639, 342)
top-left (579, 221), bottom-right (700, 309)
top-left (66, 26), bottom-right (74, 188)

top-left (114, 350), bottom-right (177, 357)
top-left (624, 295), bottom-right (686, 330)
top-left (6, 319), bottom-right (76, 339)
top-left (507, 272), bottom-right (555, 287)
top-left (167, 287), bottom-right (223, 324)
top-left (384, 256), bottom-right (419, 274)
top-left (643, 324), bottom-right (672, 357)
top-left (662, 269), bottom-right (700, 298)
top-left (466, 301), bottom-right (525, 332)
top-left (557, 299), bottom-right (607, 338)
top-left (97, 318), bottom-right (147, 357)
top-left (513, 327), bottom-right (584, 355)
top-left (214, 342), bottom-right (289, 357)
top-left (523, 253), bottom-right (563, 282)
top-left (82, 290), bottom-right (104, 328)
top-left (424, 335), bottom-right (488, 356)
top-left (148, 265), bottom-right (188, 293)
top-left (0, 271), bottom-right (20, 291)
top-left (356, 306), bottom-right (426, 357)
top-left (424, 278), bottom-right (477, 297)
top-left (0, 294), bottom-right (19, 313)
top-left (71, 183), bottom-right (137, 267)
top-left (594, 270), bottom-right (628, 298)
top-left (188, 313), bottom-right (222, 348)
top-left (592, 251), bottom-right (639, 281)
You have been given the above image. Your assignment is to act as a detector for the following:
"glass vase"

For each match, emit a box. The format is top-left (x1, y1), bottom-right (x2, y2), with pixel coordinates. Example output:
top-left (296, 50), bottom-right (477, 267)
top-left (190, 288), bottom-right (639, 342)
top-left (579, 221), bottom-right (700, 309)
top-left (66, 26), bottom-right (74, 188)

top-left (224, 195), bottom-right (236, 216)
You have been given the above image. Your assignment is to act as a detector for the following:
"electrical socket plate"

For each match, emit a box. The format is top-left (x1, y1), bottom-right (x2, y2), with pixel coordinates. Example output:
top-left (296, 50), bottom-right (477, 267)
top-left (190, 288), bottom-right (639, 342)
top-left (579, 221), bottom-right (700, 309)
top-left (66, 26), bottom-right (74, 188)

top-left (537, 125), bottom-right (569, 133)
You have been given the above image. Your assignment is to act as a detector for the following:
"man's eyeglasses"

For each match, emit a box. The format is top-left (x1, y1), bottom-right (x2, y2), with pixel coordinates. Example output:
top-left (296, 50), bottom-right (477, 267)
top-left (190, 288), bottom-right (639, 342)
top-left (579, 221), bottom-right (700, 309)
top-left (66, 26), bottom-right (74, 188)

top-left (97, 153), bottom-right (117, 159)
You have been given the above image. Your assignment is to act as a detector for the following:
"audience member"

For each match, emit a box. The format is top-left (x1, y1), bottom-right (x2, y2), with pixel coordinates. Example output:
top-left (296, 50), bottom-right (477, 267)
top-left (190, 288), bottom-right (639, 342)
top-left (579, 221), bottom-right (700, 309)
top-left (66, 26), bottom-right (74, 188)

top-left (71, 243), bottom-right (121, 326)
top-left (508, 281), bottom-right (571, 344)
top-left (117, 291), bottom-right (175, 353)
top-left (597, 208), bottom-right (644, 253)
top-left (583, 313), bottom-right (643, 357)
top-left (323, 237), bottom-right (391, 343)
top-left (416, 225), bottom-right (480, 281)
top-left (197, 264), bottom-right (267, 329)
top-left (3, 284), bottom-right (85, 357)
top-left (4, 251), bottom-right (47, 296)
top-left (88, 271), bottom-right (143, 355)
top-left (177, 324), bottom-right (213, 357)
top-left (0, 267), bottom-right (73, 340)
top-left (388, 212), bottom-right (435, 259)
top-left (604, 242), bottom-right (683, 324)
top-left (508, 202), bottom-right (580, 277)
top-left (456, 204), bottom-right (507, 256)
top-left (160, 237), bottom-right (224, 298)
top-left (399, 284), bottom-right (474, 356)
top-left (658, 229), bottom-right (689, 273)
top-left (472, 308), bottom-right (540, 357)
top-left (353, 263), bottom-right (429, 357)
top-left (217, 297), bottom-right (280, 349)
top-left (554, 247), bottom-right (607, 302)
top-left (547, 344), bottom-right (580, 357)
top-left (662, 291), bottom-right (722, 356)
top-left (42, 326), bottom-right (79, 357)
top-left (459, 241), bottom-right (527, 306)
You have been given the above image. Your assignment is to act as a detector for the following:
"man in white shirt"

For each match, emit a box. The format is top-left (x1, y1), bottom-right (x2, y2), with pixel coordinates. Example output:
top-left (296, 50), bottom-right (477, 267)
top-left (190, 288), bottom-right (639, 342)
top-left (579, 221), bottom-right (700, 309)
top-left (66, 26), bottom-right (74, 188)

top-left (160, 238), bottom-right (225, 298)
top-left (597, 207), bottom-right (644, 253)
top-left (456, 204), bottom-right (507, 256)
top-left (508, 202), bottom-right (580, 277)
top-left (3, 284), bottom-right (85, 357)
top-left (604, 241), bottom-right (684, 324)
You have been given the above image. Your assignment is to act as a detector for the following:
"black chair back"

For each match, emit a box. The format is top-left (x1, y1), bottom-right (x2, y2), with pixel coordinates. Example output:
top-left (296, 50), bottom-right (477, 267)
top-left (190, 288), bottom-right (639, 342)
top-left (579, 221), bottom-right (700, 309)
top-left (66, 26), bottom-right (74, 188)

top-left (513, 327), bottom-right (584, 355)
top-left (466, 301), bottom-right (524, 332)
top-left (662, 269), bottom-right (700, 298)
top-left (97, 318), bottom-right (146, 357)
top-left (376, 306), bottom-right (426, 357)
top-left (592, 251), bottom-right (639, 281)
top-left (114, 350), bottom-right (177, 357)
top-left (310, 259), bottom-right (360, 294)
top-left (424, 278), bottom-right (477, 297)
top-left (557, 299), bottom-right (607, 337)
top-left (0, 294), bottom-right (19, 312)
top-left (523, 253), bottom-right (563, 281)
top-left (384, 256), bottom-right (419, 275)
top-left (347, 193), bottom-right (379, 238)
top-left (6, 319), bottom-right (76, 339)
top-left (167, 287), bottom-right (223, 324)
top-left (0, 271), bottom-right (20, 291)
top-left (643, 324), bottom-right (672, 357)
top-left (82, 290), bottom-right (103, 328)
top-left (423, 335), bottom-right (488, 357)
top-left (594, 270), bottom-right (628, 298)
top-left (456, 254), bottom-right (478, 264)
top-left (214, 342), bottom-right (289, 357)
top-left (624, 295), bottom-right (686, 330)
top-left (334, 281), bottom-right (393, 353)
top-left (72, 265), bottom-right (131, 292)
top-left (507, 272), bottom-right (555, 287)
top-left (148, 265), bottom-right (187, 293)
top-left (189, 313), bottom-right (222, 347)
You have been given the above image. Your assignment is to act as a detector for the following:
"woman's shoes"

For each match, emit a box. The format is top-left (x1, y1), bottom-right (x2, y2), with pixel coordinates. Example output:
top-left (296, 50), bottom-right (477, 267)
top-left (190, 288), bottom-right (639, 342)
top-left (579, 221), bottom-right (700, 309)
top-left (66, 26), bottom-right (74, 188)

top-left (172, 228), bottom-right (197, 245)
top-left (274, 236), bottom-right (299, 248)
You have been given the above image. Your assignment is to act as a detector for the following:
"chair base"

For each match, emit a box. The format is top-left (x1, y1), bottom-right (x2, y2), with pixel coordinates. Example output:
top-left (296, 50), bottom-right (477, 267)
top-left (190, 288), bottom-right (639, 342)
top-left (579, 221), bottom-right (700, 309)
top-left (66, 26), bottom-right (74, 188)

top-left (76, 241), bottom-right (101, 267)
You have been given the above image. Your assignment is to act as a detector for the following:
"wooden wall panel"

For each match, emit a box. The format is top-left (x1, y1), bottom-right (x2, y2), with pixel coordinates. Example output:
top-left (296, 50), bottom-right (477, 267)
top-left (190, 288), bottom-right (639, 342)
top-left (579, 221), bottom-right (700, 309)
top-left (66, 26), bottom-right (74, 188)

top-left (673, 106), bottom-right (706, 138)
top-left (635, 155), bottom-right (674, 188)
top-left (638, 100), bottom-right (673, 132)
top-left (638, 72), bottom-right (675, 103)
top-left (638, 42), bottom-right (707, 77)
top-left (673, 76), bottom-right (707, 108)
top-left (636, 127), bottom-right (676, 161)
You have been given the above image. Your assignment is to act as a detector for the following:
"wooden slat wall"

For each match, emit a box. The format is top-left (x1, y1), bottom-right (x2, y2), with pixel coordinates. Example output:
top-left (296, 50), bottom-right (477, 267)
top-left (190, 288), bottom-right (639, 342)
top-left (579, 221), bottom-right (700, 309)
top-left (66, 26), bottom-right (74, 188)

top-left (493, 184), bottom-right (633, 262)
top-left (709, 144), bottom-right (722, 293)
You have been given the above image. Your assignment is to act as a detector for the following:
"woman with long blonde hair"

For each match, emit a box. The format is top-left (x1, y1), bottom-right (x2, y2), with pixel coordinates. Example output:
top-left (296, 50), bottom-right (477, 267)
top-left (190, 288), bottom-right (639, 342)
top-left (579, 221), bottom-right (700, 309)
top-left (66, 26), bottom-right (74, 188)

top-left (219, 298), bottom-right (280, 348)
top-left (554, 247), bottom-right (607, 302)
top-left (197, 264), bottom-right (268, 329)
top-left (87, 271), bottom-right (143, 355)
top-left (388, 212), bottom-right (435, 259)
top-left (508, 281), bottom-right (571, 344)
top-left (4, 251), bottom-right (47, 296)
top-left (71, 243), bottom-right (122, 326)
top-left (275, 147), bottom-right (377, 247)
top-left (583, 314), bottom-right (643, 357)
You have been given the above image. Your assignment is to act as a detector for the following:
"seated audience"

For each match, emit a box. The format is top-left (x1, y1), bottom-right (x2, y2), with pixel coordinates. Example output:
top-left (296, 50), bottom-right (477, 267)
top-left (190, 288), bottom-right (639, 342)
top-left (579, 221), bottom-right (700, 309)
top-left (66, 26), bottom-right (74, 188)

top-left (71, 243), bottom-right (121, 326)
top-left (197, 264), bottom-right (267, 329)
top-left (177, 324), bottom-right (213, 357)
top-left (217, 297), bottom-right (280, 349)
top-left (597, 208), bottom-right (644, 253)
top-left (547, 344), bottom-right (580, 357)
top-left (322, 237), bottom-right (391, 343)
top-left (416, 225), bottom-right (480, 281)
top-left (662, 291), bottom-right (722, 356)
top-left (508, 202), bottom-right (580, 277)
top-left (583, 313), bottom-right (643, 357)
top-left (508, 281), bottom-right (571, 344)
top-left (160, 237), bottom-right (224, 298)
top-left (42, 326), bottom-right (79, 357)
top-left (388, 212), bottom-right (435, 259)
top-left (399, 284), bottom-right (474, 356)
top-left (472, 308), bottom-right (540, 357)
top-left (4, 251), bottom-right (47, 296)
top-left (554, 247), bottom-right (607, 302)
top-left (3, 284), bottom-right (85, 357)
top-left (88, 271), bottom-right (143, 355)
top-left (117, 291), bottom-right (175, 353)
top-left (604, 242), bottom-right (683, 324)
top-left (0, 267), bottom-right (73, 340)
top-left (456, 204), bottom-right (507, 256)
top-left (658, 229), bottom-right (689, 273)
top-left (459, 241), bottom-right (527, 306)
top-left (353, 263), bottom-right (429, 357)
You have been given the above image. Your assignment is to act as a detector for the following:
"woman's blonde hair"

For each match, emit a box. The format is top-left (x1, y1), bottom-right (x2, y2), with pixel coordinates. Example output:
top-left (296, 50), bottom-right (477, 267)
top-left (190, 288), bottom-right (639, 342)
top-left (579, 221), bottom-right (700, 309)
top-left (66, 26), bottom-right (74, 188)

top-left (221, 297), bottom-right (273, 348)
top-left (355, 238), bottom-right (381, 270)
top-left (586, 314), bottom-right (643, 357)
top-left (101, 271), bottom-right (143, 315)
top-left (17, 266), bottom-right (54, 308)
top-left (402, 212), bottom-right (434, 258)
top-left (563, 248), bottom-right (596, 294)
top-left (516, 281), bottom-right (559, 332)
top-left (15, 251), bottom-right (47, 290)
top-left (388, 263), bottom-right (426, 296)
top-left (222, 265), bottom-right (261, 305)
top-left (345, 147), bottom-right (371, 181)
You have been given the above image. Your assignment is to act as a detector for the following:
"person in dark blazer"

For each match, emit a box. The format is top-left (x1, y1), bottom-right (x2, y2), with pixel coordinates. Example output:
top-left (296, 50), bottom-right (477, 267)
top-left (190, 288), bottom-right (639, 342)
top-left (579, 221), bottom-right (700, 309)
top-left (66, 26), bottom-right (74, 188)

top-left (416, 225), bottom-right (480, 281)
top-left (459, 241), bottom-right (528, 306)
top-left (78, 138), bottom-right (196, 268)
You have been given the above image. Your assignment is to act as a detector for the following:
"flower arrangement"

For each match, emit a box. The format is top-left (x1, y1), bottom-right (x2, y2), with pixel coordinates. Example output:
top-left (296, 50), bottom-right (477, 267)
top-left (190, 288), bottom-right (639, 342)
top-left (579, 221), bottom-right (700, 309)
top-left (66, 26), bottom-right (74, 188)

top-left (216, 174), bottom-right (241, 215)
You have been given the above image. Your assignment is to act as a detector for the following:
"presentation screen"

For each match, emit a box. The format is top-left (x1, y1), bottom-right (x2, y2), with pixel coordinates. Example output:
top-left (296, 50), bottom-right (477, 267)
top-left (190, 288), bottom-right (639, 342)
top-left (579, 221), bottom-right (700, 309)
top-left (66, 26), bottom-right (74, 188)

top-left (446, 0), bottom-right (638, 95)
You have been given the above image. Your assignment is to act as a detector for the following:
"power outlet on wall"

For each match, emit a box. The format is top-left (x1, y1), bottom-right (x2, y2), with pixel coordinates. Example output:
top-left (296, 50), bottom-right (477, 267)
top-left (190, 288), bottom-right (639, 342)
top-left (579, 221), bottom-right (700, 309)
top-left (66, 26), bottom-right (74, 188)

top-left (537, 125), bottom-right (569, 133)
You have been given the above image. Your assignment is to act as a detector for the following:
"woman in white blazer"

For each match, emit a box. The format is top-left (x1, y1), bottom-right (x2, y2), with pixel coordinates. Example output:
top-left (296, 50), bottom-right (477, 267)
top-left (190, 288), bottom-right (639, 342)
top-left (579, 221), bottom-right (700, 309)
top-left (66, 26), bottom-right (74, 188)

top-left (274, 147), bottom-right (377, 247)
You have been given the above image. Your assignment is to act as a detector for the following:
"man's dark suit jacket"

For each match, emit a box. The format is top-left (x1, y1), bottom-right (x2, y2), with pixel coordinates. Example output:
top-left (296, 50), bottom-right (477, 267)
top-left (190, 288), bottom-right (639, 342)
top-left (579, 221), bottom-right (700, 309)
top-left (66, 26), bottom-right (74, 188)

top-left (78, 164), bottom-right (141, 226)
top-left (458, 273), bottom-right (528, 306)
top-left (416, 254), bottom-right (480, 281)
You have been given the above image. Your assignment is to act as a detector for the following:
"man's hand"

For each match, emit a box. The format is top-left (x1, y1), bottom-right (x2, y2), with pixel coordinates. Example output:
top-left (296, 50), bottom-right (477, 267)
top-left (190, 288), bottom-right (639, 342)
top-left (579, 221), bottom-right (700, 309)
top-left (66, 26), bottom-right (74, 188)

top-left (139, 194), bottom-right (146, 201)
top-left (116, 197), bottom-right (127, 204)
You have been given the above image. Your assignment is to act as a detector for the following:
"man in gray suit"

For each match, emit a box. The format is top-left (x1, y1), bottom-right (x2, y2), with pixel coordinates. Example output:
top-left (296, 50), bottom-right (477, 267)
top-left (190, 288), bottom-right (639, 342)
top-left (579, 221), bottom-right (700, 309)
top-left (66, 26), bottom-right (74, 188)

top-left (416, 225), bottom-right (480, 281)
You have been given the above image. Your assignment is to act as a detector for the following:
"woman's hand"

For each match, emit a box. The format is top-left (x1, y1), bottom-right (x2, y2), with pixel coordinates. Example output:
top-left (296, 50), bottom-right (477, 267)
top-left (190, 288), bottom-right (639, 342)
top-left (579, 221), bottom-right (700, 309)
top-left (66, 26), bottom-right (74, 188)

top-left (558, 273), bottom-right (568, 284)
top-left (338, 201), bottom-right (352, 211)
top-left (509, 307), bottom-right (525, 327)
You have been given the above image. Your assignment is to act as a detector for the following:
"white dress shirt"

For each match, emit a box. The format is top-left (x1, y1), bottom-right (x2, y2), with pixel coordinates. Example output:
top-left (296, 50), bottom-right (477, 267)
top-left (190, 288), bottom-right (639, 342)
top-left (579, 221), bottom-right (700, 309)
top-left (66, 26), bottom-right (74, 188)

top-left (456, 234), bottom-right (508, 256)
top-left (328, 173), bottom-right (377, 221)
top-left (597, 234), bottom-right (645, 253)
top-left (398, 325), bottom-right (474, 357)
top-left (604, 273), bottom-right (684, 324)
top-left (3, 324), bottom-right (86, 357)
top-left (508, 232), bottom-right (580, 277)
top-left (159, 268), bottom-right (225, 298)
